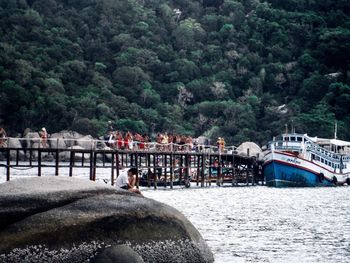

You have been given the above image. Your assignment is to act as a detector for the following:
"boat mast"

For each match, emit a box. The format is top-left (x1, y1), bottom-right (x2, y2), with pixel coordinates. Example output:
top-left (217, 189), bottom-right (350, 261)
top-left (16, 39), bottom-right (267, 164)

top-left (333, 121), bottom-right (338, 153)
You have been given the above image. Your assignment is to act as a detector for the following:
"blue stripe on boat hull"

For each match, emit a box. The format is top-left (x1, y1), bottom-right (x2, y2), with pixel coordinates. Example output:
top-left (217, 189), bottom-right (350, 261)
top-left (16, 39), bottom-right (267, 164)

top-left (263, 161), bottom-right (334, 187)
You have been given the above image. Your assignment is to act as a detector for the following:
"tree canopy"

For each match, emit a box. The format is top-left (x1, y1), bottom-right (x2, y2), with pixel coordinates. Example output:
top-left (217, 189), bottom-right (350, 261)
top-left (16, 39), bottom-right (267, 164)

top-left (0, 0), bottom-right (349, 144)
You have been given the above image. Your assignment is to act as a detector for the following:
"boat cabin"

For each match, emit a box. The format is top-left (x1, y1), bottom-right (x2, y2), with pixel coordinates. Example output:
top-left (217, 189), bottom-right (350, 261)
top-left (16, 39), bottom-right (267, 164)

top-left (270, 133), bottom-right (350, 174)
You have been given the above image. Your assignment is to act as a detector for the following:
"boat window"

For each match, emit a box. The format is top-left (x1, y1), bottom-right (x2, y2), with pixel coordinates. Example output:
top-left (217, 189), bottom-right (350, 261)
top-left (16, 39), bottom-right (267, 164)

top-left (311, 154), bottom-right (315, 160)
top-left (284, 137), bottom-right (289, 141)
top-left (297, 137), bottom-right (302, 141)
top-left (321, 158), bottom-right (324, 163)
top-left (315, 156), bottom-right (320, 161)
top-left (291, 136), bottom-right (296, 141)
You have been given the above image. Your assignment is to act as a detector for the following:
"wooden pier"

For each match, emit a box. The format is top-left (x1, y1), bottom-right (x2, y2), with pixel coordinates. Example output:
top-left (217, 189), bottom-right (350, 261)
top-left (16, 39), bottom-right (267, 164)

top-left (0, 143), bottom-right (264, 188)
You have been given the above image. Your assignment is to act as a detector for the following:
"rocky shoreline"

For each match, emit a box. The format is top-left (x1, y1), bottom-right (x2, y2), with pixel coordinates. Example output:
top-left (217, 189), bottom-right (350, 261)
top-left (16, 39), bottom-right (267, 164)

top-left (1, 130), bottom-right (111, 162)
top-left (1, 129), bottom-right (263, 162)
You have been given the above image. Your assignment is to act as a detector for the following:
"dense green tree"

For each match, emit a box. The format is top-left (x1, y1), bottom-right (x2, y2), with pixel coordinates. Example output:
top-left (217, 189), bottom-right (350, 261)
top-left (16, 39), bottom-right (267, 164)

top-left (0, 0), bottom-right (349, 143)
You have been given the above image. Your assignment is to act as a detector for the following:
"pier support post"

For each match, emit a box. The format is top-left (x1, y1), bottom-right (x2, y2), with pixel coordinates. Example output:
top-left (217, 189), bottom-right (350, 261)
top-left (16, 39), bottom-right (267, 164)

top-left (55, 148), bottom-right (59, 176)
top-left (81, 153), bottom-right (85, 167)
top-left (251, 159), bottom-right (255, 186)
top-left (217, 154), bottom-right (221, 186)
top-left (89, 150), bottom-right (93, 180)
top-left (92, 151), bottom-right (97, 181)
top-left (153, 154), bottom-right (157, 190)
top-left (246, 161), bottom-right (249, 185)
top-left (170, 153), bottom-right (174, 189)
top-left (29, 149), bottom-right (33, 167)
top-left (135, 152), bottom-right (139, 189)
top-left (69, 151), bottom-right (74, 177)
top-left (111, 152), bottom-right (115, 185)
top-left (208, 155), bottom-right (212, 186)
top-left (232, 154), bottom-right (236, 186)
top-left (179, 155), bottom-right (183, 184)
top-left (185, 153), bottom-right (190, 187)
top-left (6, 149), bottom-right (10, 181)
top-left (201, 154), bottom-right (205, 187)
top-left (38, 149), bottom-right (42, 177)
top-left (147, 153), bottom-right (151, 188)
top-left (196, 155), bottom-right (200, 186)
top-left (16, 149), bottom-right (19, 166)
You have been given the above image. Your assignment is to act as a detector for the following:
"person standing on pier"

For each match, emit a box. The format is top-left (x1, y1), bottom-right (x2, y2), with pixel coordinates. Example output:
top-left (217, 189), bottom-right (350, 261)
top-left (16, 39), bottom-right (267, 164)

top-left (40, 127), bottom-right (48, 148)
top-left (116, 168), bottom-right (142, 195)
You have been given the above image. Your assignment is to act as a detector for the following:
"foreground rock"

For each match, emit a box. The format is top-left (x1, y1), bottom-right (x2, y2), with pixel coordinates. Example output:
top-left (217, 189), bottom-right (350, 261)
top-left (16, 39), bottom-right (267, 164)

top-left (0, 177), bottom-right (213, 263)
top-left (91, 244), bottom-right (145, 263)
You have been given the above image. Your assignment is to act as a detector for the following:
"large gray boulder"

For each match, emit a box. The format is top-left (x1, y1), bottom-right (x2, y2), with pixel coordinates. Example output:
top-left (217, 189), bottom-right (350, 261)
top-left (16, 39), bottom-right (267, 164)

top-left (48, 133), bottom-right (67, 149)
top-left (76, 135), bottom-right (95, 150)
top-left (50, 131), bottom-right (95, 149)
top-left (50, 130), bottom-right (83, 148)
top-left (23, 132), bottom-right (40, 148)
top-left (0, 177), bottom-right (213, 263)
top-left (7, 138), bottom-right (26, 160)
top-left (236, 141), bottom-right (262, 158)
top-left (59, 145), bottom-right (89, 162)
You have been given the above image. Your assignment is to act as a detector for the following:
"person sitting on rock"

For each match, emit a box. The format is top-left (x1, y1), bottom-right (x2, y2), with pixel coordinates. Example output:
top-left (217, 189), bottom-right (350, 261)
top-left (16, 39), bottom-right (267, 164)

top-left (0, 127), bottom-right (7, 147)
top-left (116, 168), bottom-right (142, 195)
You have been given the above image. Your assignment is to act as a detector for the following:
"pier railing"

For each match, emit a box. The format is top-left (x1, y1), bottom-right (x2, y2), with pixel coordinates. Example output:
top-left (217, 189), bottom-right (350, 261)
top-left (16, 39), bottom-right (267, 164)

top-left (0, 137), bottom-right (239, 154)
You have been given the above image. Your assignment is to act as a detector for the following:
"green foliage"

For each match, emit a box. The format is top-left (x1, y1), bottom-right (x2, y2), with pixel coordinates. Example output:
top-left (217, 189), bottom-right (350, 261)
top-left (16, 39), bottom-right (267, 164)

top-left (116, 118), bottom-right (147, 134)
top-left (294, 102), bottom-right (338, 139)
top-left (0, 0), bottom-right (349, 144)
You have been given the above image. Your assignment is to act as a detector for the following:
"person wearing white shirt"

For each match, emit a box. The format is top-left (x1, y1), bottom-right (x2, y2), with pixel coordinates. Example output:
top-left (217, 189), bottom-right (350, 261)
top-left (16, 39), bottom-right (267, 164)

top-left (116, 168), bottom-right (142, 195)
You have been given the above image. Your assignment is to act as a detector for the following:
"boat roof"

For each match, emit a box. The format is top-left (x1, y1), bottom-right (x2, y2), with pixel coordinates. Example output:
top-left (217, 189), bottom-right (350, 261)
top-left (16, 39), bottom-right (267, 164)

top-left (282, 133), bottom-right (350, 147)
top-left (318, 138), bottom-right (350, 147)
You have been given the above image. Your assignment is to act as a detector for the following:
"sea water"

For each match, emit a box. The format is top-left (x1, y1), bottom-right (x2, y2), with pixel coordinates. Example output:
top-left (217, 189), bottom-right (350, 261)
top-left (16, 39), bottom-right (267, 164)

top-left (144, 186), bottom-right (350, 263)
top-left (1, 166), bottom-right (349, 263)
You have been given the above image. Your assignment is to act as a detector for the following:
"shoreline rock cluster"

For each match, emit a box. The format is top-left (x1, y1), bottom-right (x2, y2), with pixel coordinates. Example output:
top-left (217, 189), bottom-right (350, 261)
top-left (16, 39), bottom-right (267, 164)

top-left (0, 177), bottom-right (214, 263)
top-left (0, 129), bottom-right (263, 162)
top-left (1, 130), bottom-right (110, 162)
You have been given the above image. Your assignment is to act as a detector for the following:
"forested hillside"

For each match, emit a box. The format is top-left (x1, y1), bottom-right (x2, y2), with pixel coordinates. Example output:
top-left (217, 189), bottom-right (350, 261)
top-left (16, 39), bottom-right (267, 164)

top-left (0, 0), bottom-right (349, 144)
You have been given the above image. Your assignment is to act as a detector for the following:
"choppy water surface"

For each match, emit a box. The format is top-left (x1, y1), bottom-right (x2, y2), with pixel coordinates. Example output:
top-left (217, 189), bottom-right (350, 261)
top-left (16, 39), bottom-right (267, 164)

top-left (143, 186), bottom-right (350, 263)
top-left (1, 167), bottom-right (349, 263)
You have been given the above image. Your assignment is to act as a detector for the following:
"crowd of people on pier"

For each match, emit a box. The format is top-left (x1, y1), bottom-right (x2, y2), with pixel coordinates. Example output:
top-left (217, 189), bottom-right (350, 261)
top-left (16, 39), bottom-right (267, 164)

top-left (0, 125), bottom-right (228, 153)
top-left (106, 130), bottom-right (198, 152)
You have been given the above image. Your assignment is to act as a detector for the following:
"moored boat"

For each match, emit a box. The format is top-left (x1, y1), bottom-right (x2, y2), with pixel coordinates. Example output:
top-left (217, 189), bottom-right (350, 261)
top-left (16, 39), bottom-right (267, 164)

top-left (263, 133), bottom-right (350, 187)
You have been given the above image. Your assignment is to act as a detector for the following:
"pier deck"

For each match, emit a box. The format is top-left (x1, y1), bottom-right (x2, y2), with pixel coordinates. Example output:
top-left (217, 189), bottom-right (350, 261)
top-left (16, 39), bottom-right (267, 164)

top-left (0, 143), bottom-right (264, 188)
